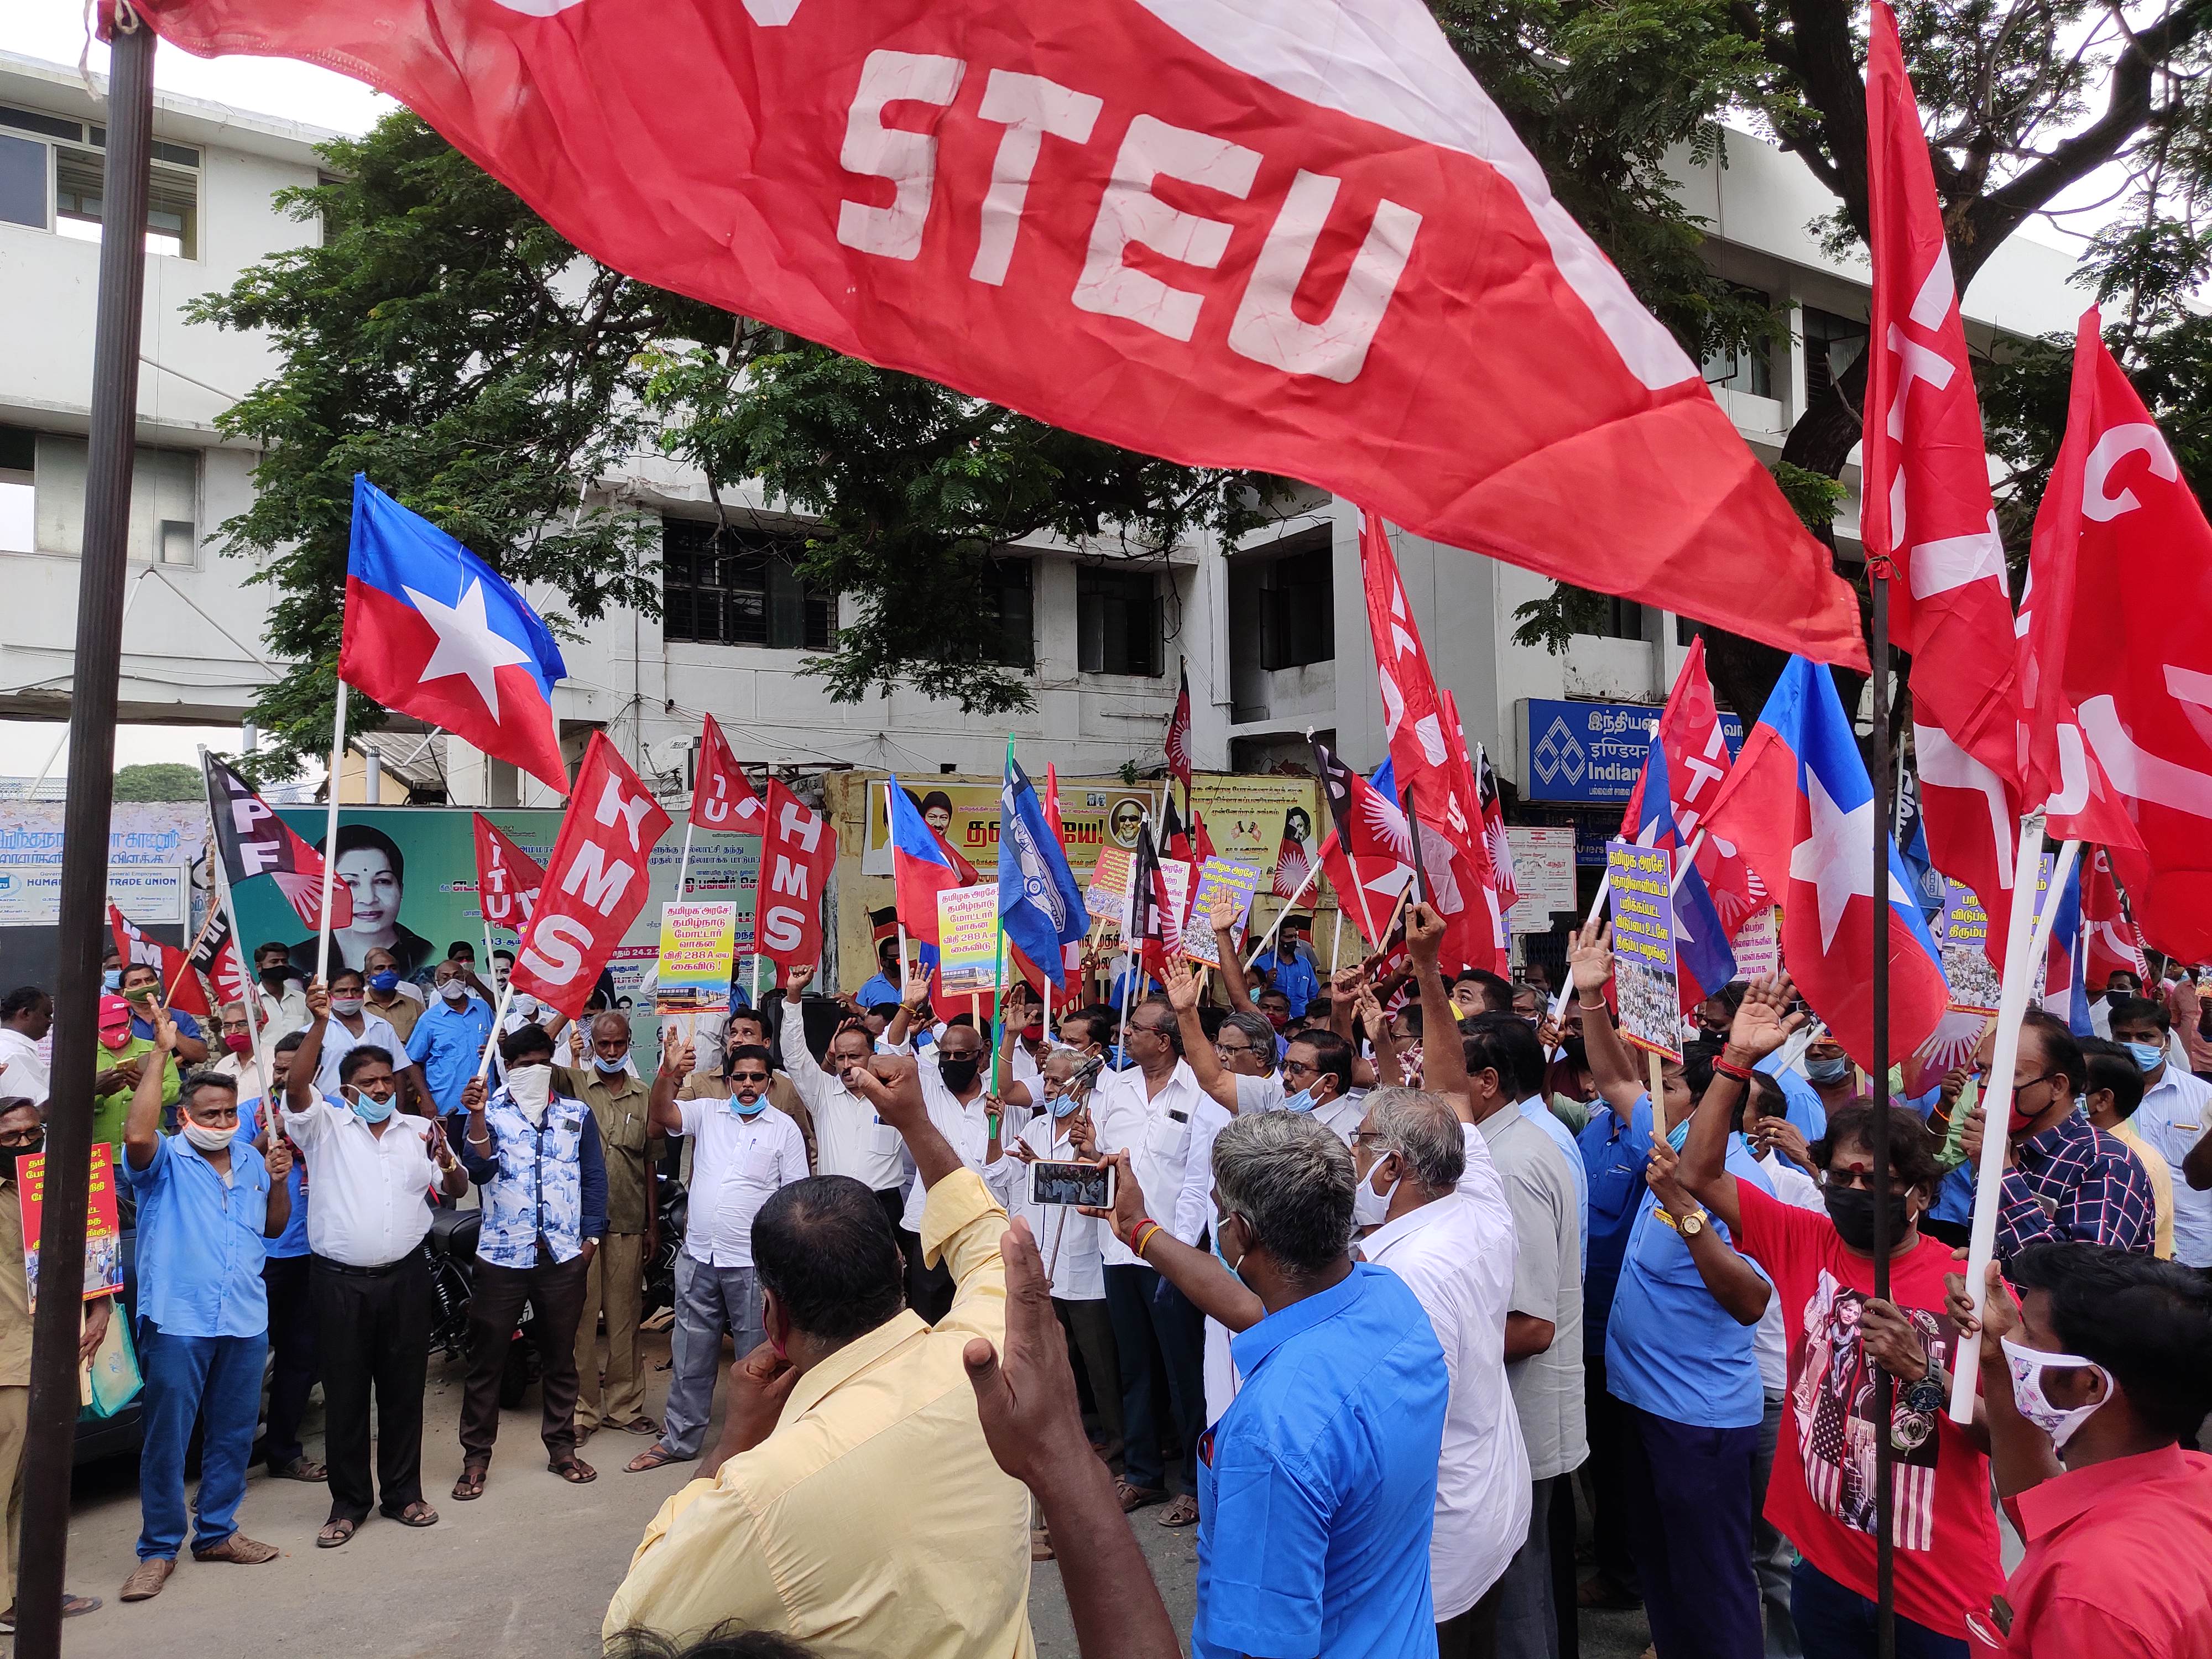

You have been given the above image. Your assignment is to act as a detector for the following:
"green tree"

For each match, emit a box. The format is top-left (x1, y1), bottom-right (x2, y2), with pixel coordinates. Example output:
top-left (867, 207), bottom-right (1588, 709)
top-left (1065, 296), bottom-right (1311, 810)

top-left (111, 762), bottom-right (204, 802)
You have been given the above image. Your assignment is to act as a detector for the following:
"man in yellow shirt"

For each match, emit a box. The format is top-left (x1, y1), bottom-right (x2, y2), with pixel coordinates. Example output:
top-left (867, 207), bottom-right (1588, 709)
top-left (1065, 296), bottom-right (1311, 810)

top-left (2084, 1036), bottom-right (2176, 1259)
top-left (603, 1050), bottom-right (1031, 1657)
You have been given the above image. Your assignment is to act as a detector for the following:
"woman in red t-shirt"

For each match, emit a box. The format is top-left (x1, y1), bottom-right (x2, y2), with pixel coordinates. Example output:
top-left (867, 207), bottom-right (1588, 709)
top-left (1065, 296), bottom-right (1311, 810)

top-left (1678, 975), bottom-right (2003, 1659)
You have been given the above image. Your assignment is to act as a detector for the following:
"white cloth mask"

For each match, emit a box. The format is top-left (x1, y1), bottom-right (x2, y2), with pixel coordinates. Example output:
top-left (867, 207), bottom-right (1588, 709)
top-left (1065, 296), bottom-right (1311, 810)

top-left (505, 1063), bottom-right (554, 1126)
top-left (2000, 1336), bottom-right (2112, 1453)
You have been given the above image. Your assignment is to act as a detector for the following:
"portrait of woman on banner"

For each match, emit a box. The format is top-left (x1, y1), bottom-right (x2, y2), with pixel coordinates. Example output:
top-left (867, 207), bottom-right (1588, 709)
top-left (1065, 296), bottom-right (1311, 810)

top-left (289, 822), bottom-right (437, 980)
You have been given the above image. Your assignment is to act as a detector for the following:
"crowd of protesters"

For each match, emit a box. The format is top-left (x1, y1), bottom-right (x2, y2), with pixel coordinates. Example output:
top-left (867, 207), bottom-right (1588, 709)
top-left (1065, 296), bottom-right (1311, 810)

top-left (3, 912), bottom-right (2210, 1658)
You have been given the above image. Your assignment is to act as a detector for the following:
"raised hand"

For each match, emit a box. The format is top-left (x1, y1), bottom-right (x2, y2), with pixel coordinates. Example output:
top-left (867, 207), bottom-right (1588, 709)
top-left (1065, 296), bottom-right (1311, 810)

top-left (1566, 917), bottom-right (1614, 997)
top-left (151, 1006), bottom-right (180, 1053)
top-left (1405, 901), bottom-right (1446, 966)
top-left (304, 980), bottom-right (331, 1022)
top-left (902, 967), bottom-right (931, 1009)
top-left (1209, 896), bottom-right (1241, 935)
top-left (660, 1037), bottom-right (696, 1079)
top-left (784, 963), bottom-right (813, 998)
top-left (1726, 972), bottom-right (1803, 1058)
top-left (846, 1054), bottom-right (927, 1131)
top-left (1161, 957), bottom-right (1200, 1014)
top-left (265, 1138), bottom-right (294, 1181)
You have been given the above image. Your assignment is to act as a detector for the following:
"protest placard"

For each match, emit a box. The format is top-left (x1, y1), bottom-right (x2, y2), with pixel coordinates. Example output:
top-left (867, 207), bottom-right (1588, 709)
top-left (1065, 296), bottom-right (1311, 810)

top-left (1731, 905), bottom-right (1781, 983)
top-left (937, 886), bottom-right (1003, 996)
top-left (1506, 827), bottom-right (1577, 932)
top-left (20, 1142), bottom-right (122, 1317)
top-left (1607, 839), bottom-right (1681, 1060)
top-left (1181, 859), bottom-right (1264, 966)
top-left (1938, 881), bottom-right (2001, 1014)
top-left (654, 901), bottom-right (738, 1014)
top-left (1086, 846), bottom-right (1132, 928)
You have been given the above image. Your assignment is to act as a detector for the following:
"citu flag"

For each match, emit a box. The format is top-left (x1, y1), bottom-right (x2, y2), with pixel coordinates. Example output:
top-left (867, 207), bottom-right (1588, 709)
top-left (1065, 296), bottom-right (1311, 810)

top-left (340, 476), bottom-right (571, 796)
top-left (1620, 637), bottom-right (1757, 935)
top-left (202, 752), bottom-right (352, 931)
top-left (1703, 656), bottom-right (1949, 1074)
top-left (2018, 310), bottom-right (2212, 959)
top-left (509, 734), bottom-right (671, 1021)
top-left (2081, 848), bottom-right (2148, 988)
top-left (473, 813), bottom-right (546, 936)
top-left (133, 0), bottom-right (1864, 671)
top-left (108, 904), bottom-right (213, 1019)
top-left (1861, 3), bottom-right (2026, 969)
top-left (691, 712), bottom-right (766, 834)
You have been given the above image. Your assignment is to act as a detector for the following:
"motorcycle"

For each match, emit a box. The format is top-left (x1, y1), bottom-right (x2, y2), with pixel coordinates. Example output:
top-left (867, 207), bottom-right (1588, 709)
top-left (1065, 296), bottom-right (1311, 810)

top-left (425, 1207), bottom-right (538, 1409)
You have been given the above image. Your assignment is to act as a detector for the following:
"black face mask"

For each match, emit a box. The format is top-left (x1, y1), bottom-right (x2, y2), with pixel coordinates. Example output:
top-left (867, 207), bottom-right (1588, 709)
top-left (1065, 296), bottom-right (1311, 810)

top-left (938, 1056), bottom-right (982, 1092)
top-left (1824, 1185), bottom-right (1911, 1254)
top-left (0, 1136), bottom-right (43, 1181)
top-left (1560, 1034), bottom-right (1589, 1072)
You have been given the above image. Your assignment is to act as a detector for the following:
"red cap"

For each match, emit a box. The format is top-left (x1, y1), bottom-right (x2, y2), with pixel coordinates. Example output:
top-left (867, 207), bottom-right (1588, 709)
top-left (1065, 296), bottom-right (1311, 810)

top-left (97, 994), bottom-right (132, 1029)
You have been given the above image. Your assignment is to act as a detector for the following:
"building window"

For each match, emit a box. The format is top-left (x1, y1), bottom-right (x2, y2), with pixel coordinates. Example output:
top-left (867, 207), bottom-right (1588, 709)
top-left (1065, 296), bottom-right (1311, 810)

top-left (1803, 307), bottom-right (1870, 406)
top-left (0, 133), bottom-right (44, 229)
top-left (1552, 582), bottom-right (1646, 642)
top-left (0, 427), bottom-right (196, 565)
top-left (1077, 566), bottom-right (1162, 677)
top-left (1702, 287), bottom-right (1774, 398)
top-left (53, 146), bottom-right (199, 259)
top-left (1259, 544), bottom-right (1334, 671)
top-left (661, 518), bottom-right (833, 650)
top-left (984, 558), bottom-right (1035, 670)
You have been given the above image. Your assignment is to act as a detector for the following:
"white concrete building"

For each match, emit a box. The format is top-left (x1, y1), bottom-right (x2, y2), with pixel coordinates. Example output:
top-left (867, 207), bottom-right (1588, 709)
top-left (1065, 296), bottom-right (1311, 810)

top-left (0, 53), bottom-right (2087, 877)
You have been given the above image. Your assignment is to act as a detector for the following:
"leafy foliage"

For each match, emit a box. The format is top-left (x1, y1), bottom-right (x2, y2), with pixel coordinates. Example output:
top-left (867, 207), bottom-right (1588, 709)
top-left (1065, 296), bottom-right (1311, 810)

top-left (111, 763), bottom-right (204, 802)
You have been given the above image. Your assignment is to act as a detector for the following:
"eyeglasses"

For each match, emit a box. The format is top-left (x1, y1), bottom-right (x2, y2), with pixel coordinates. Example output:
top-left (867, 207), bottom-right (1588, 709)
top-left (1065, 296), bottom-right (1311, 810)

top-left (1215, 1040), bottom-right (1254, 1056)
top-left (730, 1071), bottom-right (771, 1084)
top-left (1281, 1059), bottom-right (1319, 1078)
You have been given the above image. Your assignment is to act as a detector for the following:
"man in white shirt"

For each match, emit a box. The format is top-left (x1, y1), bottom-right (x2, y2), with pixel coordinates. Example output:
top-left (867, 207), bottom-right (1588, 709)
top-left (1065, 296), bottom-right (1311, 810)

top-left (1355, 1086), bottom-right (1531, 1658)
top-left (2110, 997), bottom-right (2212, 1267)
top-left (627, 1036), bottom-right (806, 1474)
top-left (776, 978), bottom-right (909, 1233)
top-left (0, 988), bottom-right (52, 1107)
top-left (251, 941), bottom-right (310, 1037)
top-left (286, 986), bottom-right (468, 1548)
top-left (311, 968), bottom-right (408, 1096)
top-left (1089, 995), bottom-right (1211, 1526)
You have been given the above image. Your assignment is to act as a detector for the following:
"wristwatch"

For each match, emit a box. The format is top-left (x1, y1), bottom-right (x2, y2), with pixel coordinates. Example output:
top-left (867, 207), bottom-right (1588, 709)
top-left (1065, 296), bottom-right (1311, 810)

top-left (1901, 1360), bottom-right (1949, 1416)
top-left (1678, 1208), bottom-right (1709, 1238)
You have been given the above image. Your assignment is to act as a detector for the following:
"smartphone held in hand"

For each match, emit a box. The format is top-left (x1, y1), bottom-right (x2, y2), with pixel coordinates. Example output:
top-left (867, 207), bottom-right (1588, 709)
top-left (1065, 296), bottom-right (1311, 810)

top-left (1029, 1160), bottom-right (1114, 1210)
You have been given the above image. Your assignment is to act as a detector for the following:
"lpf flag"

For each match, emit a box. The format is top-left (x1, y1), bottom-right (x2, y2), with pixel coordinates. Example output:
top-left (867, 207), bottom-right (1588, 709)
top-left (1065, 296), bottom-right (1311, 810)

top-left (133, 0), bottom-right (1863, 669)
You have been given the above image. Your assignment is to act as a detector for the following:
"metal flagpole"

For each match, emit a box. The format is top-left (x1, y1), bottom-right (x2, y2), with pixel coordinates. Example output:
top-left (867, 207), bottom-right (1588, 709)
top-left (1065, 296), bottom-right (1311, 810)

top-left (1869, 587), bottom-right (1897, 1659)
top-left (17, 19), bottom-right (155, 1656)
top-left (315, 677), bottom-right (349, 986)
top-left (674, 815), bottom-right (696, 900)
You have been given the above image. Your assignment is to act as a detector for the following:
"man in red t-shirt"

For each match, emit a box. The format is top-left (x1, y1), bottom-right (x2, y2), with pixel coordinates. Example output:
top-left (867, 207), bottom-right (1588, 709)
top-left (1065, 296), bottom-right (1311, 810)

top-left (1678, 975), bottom-right (2003, 1659)
top-left (1944, 1242), bottom-right (2212, 1655)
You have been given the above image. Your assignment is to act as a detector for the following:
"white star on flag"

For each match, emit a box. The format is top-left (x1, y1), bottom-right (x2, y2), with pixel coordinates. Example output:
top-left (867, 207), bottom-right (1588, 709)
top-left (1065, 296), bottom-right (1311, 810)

top-left (1791, 767), bottom-right (1916, 950)
top-left (403, 577), bottom-right (534, 720)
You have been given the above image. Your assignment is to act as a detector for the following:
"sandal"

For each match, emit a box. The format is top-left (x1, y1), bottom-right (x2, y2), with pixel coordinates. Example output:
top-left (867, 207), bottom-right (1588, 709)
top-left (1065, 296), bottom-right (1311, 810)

top-left (1114, 1480), bottom-right (1166, 1513)
top-left (451, 1460), bottom-right (489, 1501)
top-left (316, 1519), bottom-right (357, 1550)
top-left (270, 1457), bottom-right (328, 1483)
top-left (618, 1416), bottom-right (661, 1436)
top-left (386, 1500), bottom-right (439, 1528)
top-left (550, 1455), bottom-right (598, 1484)
top-left (625, 1444), bottom-right (687, 1474)
top-left (1156, 1493), bottom-right (1201, 1528)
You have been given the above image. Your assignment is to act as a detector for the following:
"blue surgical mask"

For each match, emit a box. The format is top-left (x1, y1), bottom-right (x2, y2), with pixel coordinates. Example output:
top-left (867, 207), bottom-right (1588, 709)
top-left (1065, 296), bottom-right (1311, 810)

top-left (2124, 1041), bottom-right (2164, 1075)
top-left (1807, 1056), bottom-right (1850, 1086)
top-left (1283, 1087), bottom-right (1316, 1113)
top-left (1052, 1091), bottom-right (1084, 1119)
top-left (729, 1094), bottom-right (769, 1119)
top-left (593, 1053), bottom-right (629, 1075)
top-left (368, 970), bottom-right (401, 994)
top-left (347, 1088), bottom-right (395, 1125)
top-left (102, 969), bottom-right (121, 992)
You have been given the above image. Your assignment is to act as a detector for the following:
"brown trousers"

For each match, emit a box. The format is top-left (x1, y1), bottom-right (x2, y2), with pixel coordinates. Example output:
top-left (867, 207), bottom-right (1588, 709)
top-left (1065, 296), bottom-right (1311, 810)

top-left (573, 1232), bottom-right (646, 1431)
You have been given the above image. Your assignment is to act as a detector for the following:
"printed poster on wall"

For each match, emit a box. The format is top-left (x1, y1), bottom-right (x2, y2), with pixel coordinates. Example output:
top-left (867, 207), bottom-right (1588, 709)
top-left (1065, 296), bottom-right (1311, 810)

top-left (1505, 826), bottom-right (1577, 933)
top-left (1607, 840), bottom-right (1681, 1060)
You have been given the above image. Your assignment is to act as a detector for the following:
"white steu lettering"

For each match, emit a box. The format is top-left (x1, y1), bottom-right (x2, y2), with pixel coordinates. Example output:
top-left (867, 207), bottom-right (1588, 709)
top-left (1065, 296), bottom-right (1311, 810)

top-left (1227, 169), bottom-right (1421, 384)
top-left (838, 50), bottom-right (966, 262)
top-left (972, 70), bottom-right (1102, 286)
top-left (1073, 115), bottom-right (1260, 343)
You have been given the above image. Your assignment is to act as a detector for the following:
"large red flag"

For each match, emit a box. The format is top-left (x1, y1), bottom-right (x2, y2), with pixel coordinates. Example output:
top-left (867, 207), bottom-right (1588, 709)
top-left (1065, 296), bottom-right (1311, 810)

top-left (2081, 848), bottom-right (2148, 988)
top-left (1359, 512), bottom-right (1501, 973)
top-left (2021, 314), bottom-right (2212, 959)
top-left (473, 813), bottom-right (547, 936)
top-left (691, 712), bottom-right (767, 835)
top-left (1618, 638), bottom-right (1757, 935)
top-left (134, 0), bottom-right (1864, 670)
top-left (1862, 0), bottom-right (2025, 964)
top-left (757, 779), bottom-right (841, 971)
top-left (109, 904), bottom-right (213, 1019)
top-left (510, 734), bottom-right (672, 1021)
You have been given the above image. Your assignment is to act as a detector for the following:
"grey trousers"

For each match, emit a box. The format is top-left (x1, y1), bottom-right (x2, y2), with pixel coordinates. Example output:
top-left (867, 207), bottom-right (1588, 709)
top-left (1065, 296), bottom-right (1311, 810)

top-left (1754, 1390), bottom-right (1802, 1659)
top-left (1495, 1474), bottom-right (1558, 1659)
top-left (660, 1254), bottom-right (765, 1459)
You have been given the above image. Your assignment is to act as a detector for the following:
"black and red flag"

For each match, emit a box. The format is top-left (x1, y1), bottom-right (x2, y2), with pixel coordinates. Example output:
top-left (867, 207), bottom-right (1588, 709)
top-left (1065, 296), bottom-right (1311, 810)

top-left (202, 753), bottom-right (352, 931)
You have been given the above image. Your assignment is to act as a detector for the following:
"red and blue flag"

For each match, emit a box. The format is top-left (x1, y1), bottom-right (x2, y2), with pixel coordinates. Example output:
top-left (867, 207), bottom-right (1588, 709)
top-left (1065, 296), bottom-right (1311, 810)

top-left (889, 776), bottom-right (969, 948)
top-left (340, 476), bottom-right (570, 795)
top-left (1705, 656), bottom-right (1950, 1073)
top-left (1625, 729), bottom-right (1737, 1012)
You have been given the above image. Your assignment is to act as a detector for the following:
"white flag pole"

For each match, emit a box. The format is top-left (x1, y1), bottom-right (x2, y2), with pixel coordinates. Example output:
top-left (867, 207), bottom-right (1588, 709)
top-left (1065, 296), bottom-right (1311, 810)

top-left (1243, 857), bottom-right (1321, 973)
top-left (314, 679), bottom-right (348, 988)
top-left (1947, 818), bottom-right (2053, 1421)
top-left (474, 980), bottom-right (517, 1084)
top-left (674, 815), bottom-right (696, 901)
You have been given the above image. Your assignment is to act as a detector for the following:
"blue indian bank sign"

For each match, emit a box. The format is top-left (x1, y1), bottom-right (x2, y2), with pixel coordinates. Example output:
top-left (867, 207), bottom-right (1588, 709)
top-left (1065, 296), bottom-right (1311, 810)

top-left (1518, 698), bottom-right (1744, 804)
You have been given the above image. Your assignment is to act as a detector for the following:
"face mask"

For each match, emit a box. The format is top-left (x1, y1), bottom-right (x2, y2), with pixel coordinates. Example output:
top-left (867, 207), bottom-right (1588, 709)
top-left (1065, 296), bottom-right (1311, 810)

top-left (506, 1063), bottom-right (554, 1124)
top-left (938, 1056), bottom-right (982, 1092)
top-left (98, 1026), bottom-right (132, 1051)
top-left (512, 994), bottom-right (540, 1020)
top-left (2124, 1041), bottom-right (2164, 1074)
top-left (1353, 1160), bottom-right (1398, 1228)
top-left (729, 1093), bottom-right (769, 1119)
top-left (1051, 1089), bottom-right (1084, 1119)
top-left (2000, 1337), bottom-right (2111, 1452)
top-left (368, 971), bottom-right (401, 994)
top-left (594, 1052), bottom-right (630, 1074)
top-left (225, 1032), bottom-right (253, 1057)
top-left (1807, 1055), bottom-right (1850, 1087)
top-left (102, 969), bottom-right (121, 992)
top-left (439, 979), bottom-right (467, 1003)
top-left (1283, 1088), bottom-right (1316, 1113)
top-left (1824, 1184), bottom-right (1910, 1254)
top-left (332, 995), bottom-right (364, 1017)
top-left (0, 1136), bottom-right (44, 1180)
top-left (180, 1117), bottom-right (234, 1154)
top-left (346, 1087), bottom-right (395, 1125)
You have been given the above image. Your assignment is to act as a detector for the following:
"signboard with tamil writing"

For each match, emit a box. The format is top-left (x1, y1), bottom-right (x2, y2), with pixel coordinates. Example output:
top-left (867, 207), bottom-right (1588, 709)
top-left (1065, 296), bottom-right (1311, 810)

top-left (1520, 699), bottom-right (1743, 805)
top-left (1607, 839), bottom-right (1681, 1060)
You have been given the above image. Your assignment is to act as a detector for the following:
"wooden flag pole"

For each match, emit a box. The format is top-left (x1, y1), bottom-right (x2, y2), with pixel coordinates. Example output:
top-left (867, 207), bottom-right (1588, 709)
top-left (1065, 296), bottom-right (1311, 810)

top-left (1648, 1048), bottom-right (1667, 1138)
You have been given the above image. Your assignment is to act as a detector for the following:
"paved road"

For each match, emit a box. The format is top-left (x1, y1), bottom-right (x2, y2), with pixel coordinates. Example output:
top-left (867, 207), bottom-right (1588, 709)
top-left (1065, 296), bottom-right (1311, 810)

top-left (45, 1327), bottom-right (1652, 1658)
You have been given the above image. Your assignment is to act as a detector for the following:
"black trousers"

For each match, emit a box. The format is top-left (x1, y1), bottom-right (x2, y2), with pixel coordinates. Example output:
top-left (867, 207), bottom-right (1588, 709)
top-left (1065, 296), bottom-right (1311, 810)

top-left (261, 1253), bottom-right (319, 1470)
top-left (311, 1250), bottom-right (432, 1524)
top-left (1102, 1261), bottom-right (1206, 1495)
top-left (1581, 1352), bottom-right (1641, 1594)
top-left (1438, 1580), bottom-right (1504, 1659)
top-left (459, 1243), bottom-right (591, 1465)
